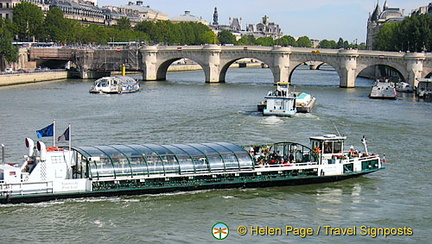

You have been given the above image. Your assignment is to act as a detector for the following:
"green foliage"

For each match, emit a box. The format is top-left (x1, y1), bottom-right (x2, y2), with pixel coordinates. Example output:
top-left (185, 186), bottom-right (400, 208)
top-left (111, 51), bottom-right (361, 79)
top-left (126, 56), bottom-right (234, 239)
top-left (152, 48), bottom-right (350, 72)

top-left (217, 29), bottom-right (237, 45)
top-left (297, 36), bottom-right (312, 47)
top-left (318, 39), bottom-right (337, 49)
top-left (0, 18), bottom-right (19, 64)
top-left (374, 14), bottom-right (432, 52)
top-left (237, 35), bottom-right (256, 45)
top-left (275, 35), bottom-right (297, 47)
top-left (13, 2), bottom-right (44, 41)
top-left (116, 17), bottom-right (132, 31)
top-left (255, 36), bottom-right (274, 46)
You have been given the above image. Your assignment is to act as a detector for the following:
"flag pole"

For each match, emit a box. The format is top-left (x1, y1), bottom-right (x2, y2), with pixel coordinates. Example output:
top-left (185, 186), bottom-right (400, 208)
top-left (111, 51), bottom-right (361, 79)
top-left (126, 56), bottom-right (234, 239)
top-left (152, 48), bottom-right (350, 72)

top-left (53, 120), bottom-right (56, 147)
top-left (68, 124), bottom-right (72, 151)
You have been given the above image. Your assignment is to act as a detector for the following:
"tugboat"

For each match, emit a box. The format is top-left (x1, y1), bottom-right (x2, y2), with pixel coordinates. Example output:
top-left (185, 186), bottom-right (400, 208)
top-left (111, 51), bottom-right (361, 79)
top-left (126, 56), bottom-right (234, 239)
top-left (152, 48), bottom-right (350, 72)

top-left (258, 82), bottom-right (316, 116)
top-left (369, 79), bottom-right (397, 99)
top-left (0, 132), bottom-right (384, 204)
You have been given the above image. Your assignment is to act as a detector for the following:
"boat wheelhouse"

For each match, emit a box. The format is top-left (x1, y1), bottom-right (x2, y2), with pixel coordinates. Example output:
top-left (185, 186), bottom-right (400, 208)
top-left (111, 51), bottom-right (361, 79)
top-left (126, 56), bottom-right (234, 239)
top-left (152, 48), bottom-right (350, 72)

top-left (262, 82), bottom-right (297, 117)
top-left (0, 134), bottom-right (384, 204)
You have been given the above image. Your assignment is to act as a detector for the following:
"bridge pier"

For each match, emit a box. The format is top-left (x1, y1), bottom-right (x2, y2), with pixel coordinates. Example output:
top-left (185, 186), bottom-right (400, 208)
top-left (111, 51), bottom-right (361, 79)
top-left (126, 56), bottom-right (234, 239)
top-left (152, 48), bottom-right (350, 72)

top-left (338, 49), bottom-right (359, 88)
top-left (271, 46), bottom-right (292, 83)
top-left (404, 52), bottom-right (425, 87)
top-left (141, 46), bottom-right (158, 81)
top-left (203, 45), bottom-right (222, 83)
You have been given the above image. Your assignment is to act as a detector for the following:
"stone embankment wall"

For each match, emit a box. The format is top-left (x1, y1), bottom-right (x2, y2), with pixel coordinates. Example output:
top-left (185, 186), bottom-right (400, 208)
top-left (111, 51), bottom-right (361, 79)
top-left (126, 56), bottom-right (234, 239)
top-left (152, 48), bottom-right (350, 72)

top-left (0, 71), bottom-right (68, 87)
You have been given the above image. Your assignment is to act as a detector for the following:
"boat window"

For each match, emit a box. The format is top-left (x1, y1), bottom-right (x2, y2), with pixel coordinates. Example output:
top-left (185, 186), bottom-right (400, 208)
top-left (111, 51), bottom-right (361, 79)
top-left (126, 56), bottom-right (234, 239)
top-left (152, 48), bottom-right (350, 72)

top-left (324, 142), bottom-right (332, 154)
top-left (73, 142), bottom-right (254, 178)
top-left (333, 141), bottom-right (342, 153)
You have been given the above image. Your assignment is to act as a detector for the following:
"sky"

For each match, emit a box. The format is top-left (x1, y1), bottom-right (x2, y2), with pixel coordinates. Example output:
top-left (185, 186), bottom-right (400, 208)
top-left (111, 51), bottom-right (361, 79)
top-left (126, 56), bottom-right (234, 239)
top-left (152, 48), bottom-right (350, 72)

top-left (97, 0), bottom-right (430, 43)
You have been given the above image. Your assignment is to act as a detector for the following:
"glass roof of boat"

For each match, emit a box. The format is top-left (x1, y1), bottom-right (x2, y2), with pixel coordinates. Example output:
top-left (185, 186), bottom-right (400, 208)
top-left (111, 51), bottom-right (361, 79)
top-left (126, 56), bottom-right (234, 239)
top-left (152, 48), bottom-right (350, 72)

top-left (73, 142), bottom-right (254, 179)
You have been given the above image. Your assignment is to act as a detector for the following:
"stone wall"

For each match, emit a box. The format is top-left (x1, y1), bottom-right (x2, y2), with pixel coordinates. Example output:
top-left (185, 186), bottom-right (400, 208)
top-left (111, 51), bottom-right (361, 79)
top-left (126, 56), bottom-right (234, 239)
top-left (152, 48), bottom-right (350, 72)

top-left (0, 71), bottom-right (68, 87)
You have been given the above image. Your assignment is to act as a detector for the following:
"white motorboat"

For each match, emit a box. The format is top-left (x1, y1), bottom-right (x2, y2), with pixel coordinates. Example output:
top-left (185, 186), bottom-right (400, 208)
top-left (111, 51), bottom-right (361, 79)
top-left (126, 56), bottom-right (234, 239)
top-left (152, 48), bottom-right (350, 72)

top-left (369, 79), bottom-right (397, 99)
top-left (89, 75), bottom-right (140, 94)
top-left (395, 82), bottom-right (414, 93)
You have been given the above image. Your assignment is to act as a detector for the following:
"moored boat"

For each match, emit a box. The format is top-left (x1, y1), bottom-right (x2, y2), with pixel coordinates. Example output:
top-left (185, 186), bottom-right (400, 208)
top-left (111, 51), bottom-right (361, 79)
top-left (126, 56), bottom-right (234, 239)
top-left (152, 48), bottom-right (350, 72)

top-left (415, 78), bottom-right (432, 101)
top-left (0, 134), bottom-right (384, 204)
top-left (369, 79), bottom-right (397, 99)
top-left (395, 82), bottom-right (414, 93)
top-left (89, 75), bottom-right (140, 94)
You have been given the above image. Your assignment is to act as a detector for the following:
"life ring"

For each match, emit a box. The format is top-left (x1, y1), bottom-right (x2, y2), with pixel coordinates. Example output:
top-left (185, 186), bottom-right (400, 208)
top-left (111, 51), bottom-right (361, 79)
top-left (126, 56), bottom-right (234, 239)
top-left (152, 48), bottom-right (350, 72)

top-left (46, 147), bottom-right (64, 151)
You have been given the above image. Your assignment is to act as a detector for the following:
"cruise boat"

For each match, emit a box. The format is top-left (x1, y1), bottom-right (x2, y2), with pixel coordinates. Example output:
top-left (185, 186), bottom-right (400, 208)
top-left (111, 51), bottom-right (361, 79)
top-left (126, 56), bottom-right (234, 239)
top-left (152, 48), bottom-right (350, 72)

top-left (0, 134), bottom-right (384, 204)
top-left (369, 79), bottom-right (397, 99)
top-left (258, 82), bottom-right (316, 116)
top-left (89, 76), bottom-right (140, 94)
top-left (415, 78), bottom-right (432, 100)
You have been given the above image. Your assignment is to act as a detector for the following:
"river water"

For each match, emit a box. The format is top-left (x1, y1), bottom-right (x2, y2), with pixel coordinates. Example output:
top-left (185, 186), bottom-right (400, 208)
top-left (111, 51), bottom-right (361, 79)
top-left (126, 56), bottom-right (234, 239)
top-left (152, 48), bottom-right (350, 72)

top-left (0, 66), bottom-right (431, 243)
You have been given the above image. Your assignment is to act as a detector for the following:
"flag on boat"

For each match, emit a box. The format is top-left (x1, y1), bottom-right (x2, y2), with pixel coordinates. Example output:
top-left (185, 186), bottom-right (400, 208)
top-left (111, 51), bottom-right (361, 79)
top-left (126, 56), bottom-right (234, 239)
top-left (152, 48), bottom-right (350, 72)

top-left (36, 123), bottom-right (54, 138)
top-left (57, 127), bottom-right (70, 142)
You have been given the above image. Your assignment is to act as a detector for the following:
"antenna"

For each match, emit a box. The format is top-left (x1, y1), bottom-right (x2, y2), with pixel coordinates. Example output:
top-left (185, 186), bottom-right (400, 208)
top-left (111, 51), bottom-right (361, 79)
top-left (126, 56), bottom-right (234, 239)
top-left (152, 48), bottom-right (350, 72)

top-left (361, 136), bottom-right (369, 155)
top-left (333, 123), bottom-right (342, 137)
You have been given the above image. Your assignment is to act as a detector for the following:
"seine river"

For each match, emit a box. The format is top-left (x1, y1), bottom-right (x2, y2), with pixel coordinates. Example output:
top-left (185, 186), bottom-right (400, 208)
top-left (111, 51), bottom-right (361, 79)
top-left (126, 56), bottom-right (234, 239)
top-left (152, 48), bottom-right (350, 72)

top-left (0, 66), bottom-right (431, 243)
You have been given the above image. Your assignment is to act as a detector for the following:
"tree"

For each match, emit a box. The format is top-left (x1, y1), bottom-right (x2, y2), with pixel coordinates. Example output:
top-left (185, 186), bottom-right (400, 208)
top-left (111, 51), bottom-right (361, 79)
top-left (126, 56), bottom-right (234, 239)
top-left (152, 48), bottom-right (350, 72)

top-left (0, 20), bottom-right (18, 70)
top-left (217, 29), bottom-right (236, 45)
top-left (13, 2), bottom-right (44, 41)
top-left (297, 36), bottom-right (312, 47)
top-left (237, 35), bottom-right (256, 45)
top-left (255, 36), bottom-right (274, 46)
top-left (318, 39), bottom-right (337, 49)
top-left (43, 7), bottom-right (68, 42)
top-left (275, 35), bottom-right (297, 47)
top-left (116, 17), bottom-right (132, 31)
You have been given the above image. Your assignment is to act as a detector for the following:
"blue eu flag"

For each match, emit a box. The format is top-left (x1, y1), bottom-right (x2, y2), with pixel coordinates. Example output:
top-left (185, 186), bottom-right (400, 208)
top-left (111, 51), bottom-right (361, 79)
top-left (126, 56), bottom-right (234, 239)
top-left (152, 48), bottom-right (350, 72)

top-left (36, 123), bottom-right (54, 138)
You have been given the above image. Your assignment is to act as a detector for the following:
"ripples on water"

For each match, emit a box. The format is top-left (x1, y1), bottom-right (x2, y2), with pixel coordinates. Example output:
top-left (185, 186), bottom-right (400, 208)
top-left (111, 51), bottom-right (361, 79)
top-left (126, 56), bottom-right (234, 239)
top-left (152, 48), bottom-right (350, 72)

top-left (0, 66), bottom-right (431, 243)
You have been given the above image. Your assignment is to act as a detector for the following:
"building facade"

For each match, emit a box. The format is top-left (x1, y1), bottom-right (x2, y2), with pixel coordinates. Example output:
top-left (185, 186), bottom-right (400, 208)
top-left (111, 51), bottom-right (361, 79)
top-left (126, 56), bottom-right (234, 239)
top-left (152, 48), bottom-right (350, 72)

top-left (0, 0), bottom-right (166, 27)
top-left (366, 1), bottom-right (405, 50)
top-left (411, 2), bottom-right (432, 16)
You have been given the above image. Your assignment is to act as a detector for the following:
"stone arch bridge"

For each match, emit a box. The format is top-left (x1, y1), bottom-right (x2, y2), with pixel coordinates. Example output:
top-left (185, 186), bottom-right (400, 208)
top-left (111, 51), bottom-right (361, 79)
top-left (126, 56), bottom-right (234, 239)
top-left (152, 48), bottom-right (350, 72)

top-left (30, 45), bottom-right (432, 87)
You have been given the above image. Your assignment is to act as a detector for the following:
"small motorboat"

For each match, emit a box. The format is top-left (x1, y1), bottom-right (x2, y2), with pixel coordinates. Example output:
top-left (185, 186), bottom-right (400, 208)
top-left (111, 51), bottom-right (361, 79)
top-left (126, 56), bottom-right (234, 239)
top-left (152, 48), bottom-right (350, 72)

top-left (369, 79), bottom-right (397, 99)
top-left (89, 75), bottom-right (140, 94)
top-left (395, 82), bottom-right (414, 93)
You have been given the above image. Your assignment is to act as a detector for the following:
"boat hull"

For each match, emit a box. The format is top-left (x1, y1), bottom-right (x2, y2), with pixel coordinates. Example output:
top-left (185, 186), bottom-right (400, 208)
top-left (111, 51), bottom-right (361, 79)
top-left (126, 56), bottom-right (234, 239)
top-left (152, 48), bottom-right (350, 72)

top-left (0, 168), bottom-right (381, 204)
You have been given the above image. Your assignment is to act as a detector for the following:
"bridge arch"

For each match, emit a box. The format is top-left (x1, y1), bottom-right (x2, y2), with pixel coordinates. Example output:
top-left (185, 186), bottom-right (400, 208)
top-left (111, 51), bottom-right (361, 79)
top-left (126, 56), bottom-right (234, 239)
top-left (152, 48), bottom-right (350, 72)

top-left (288, 55), bottom-right (345, 86)
top-left (156, 57), bottom-right (205, 81)
top-left (219, 57), bottom-right (270, 83)
top-left (356, 60), bottom-right (407, 83)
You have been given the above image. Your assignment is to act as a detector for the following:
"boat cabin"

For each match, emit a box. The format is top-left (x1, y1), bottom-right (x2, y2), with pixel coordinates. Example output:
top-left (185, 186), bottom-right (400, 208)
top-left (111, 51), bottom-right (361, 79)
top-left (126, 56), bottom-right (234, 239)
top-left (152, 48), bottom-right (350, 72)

top-left (310, 134), bottom-right (347, 164)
